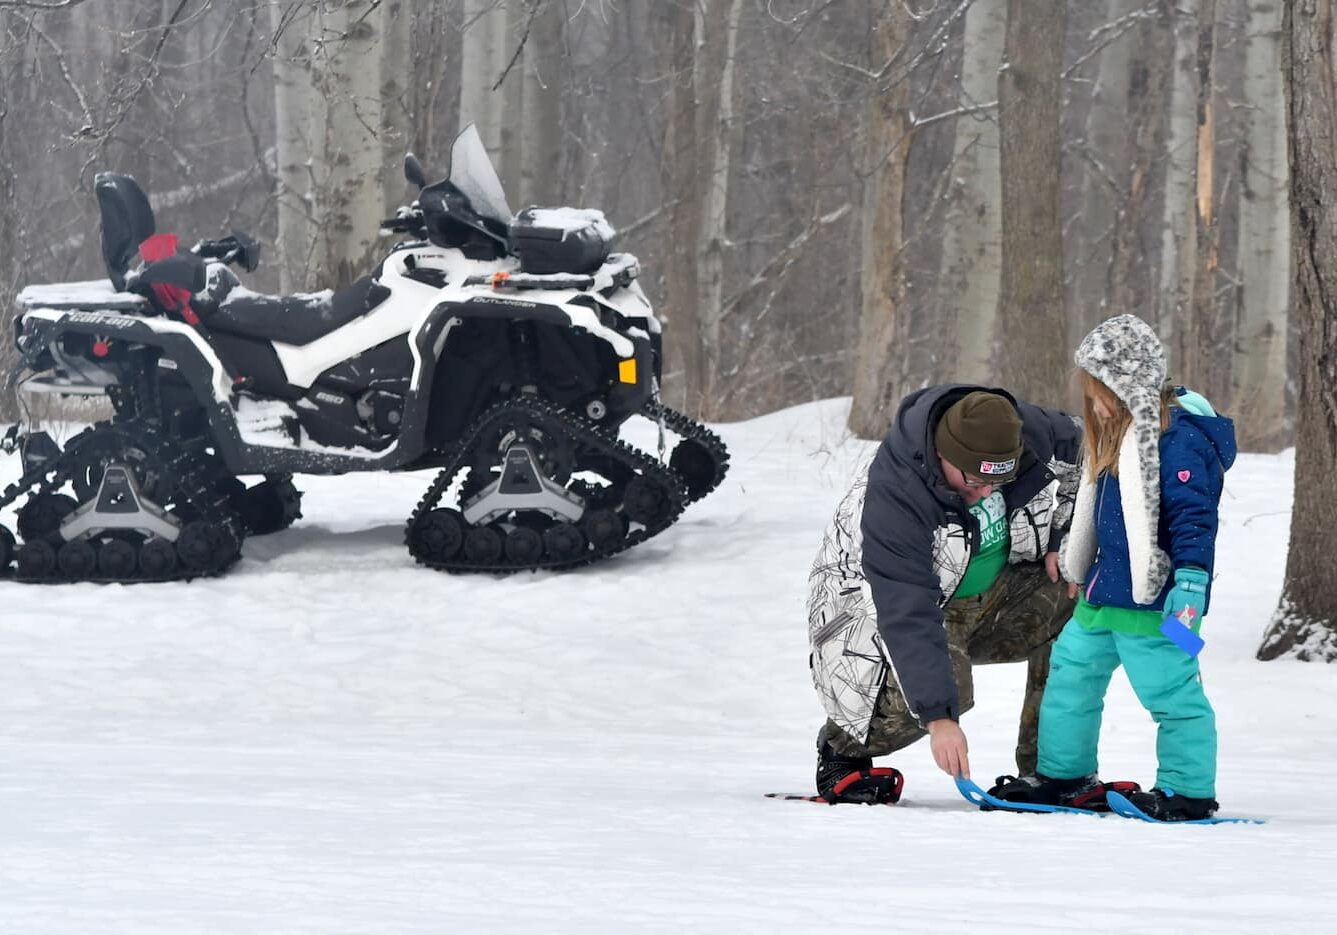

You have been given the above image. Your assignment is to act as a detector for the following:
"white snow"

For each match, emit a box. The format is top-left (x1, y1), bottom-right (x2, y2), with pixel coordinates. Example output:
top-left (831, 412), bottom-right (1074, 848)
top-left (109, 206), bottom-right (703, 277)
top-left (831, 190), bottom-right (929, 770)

top-left (0, 399), bottom-right (1333, 933)
top-left (518, 206), bottom-right (617, 241)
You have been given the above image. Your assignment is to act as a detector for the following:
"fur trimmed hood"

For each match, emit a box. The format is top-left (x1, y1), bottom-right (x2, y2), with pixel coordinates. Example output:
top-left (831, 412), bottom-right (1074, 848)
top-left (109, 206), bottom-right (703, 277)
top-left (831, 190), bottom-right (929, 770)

top-left (1061, 314), bottom-right (1170, 604)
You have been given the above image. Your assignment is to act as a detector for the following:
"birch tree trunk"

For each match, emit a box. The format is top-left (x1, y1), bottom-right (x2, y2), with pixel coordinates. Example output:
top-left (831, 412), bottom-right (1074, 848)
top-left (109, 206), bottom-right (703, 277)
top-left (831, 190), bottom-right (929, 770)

top-left (993, 0), bottom-right (1067, 409)
top-left (1257, 0), bottom-right (1337, 662)
top-left (937, 0), bottom-right (1005, 386)
top-left (848, 3), bottom-right (913, 438)
top-left (1156, 0), bottom-right (1202, 344)
top-left (270, 1), bottom-right (327, 291)
top-left (322, 0), bottom-right (386, 288)
top-left (1178, 0), bottom-right (1222, 401)
top-left (1232, 0), bottom-right (1290, 450)
top-left (519, 0), bottom-right (563, 207)
top-left (381, 0), bottom-right (414, 216)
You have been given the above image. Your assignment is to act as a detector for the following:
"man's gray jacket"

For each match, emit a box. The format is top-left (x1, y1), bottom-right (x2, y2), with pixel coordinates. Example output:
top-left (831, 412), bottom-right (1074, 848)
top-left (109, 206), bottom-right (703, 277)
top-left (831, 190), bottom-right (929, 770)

top-left (809, 385), bottom-right (1083, 743)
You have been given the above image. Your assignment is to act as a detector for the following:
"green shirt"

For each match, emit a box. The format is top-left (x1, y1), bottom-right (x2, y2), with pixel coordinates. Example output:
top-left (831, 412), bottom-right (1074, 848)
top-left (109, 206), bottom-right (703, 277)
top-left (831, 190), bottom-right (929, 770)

top-left (955, 491), bottom-right (1010, 598)
top-left (1072, 593), bottom-right (1166, 636)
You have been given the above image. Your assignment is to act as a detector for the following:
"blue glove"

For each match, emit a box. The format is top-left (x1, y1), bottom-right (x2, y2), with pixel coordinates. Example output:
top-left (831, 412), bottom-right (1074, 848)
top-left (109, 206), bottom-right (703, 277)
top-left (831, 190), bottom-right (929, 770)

top-left (1163, 566), bottom-right (1210, 628)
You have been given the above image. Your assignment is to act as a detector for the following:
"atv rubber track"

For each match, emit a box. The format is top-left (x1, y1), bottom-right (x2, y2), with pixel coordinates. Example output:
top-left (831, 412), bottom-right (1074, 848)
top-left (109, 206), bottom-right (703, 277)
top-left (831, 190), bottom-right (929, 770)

top-left (405, 396), bottom-right (727, 574)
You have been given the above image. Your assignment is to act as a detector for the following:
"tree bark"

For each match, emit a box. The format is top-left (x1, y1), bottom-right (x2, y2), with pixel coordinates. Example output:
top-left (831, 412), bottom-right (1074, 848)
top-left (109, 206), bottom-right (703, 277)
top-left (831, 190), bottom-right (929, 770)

top-left (937, 0), bottom-right (1005, 387)
top-left (1157, 0), bottom-right (1201, 343)
top-left (322, 0), bottom-right (386, 288)
top-left (1232, 0), bottom-right (1290, 450)
top-left (459, 0), bottom-right (509, 160)
top-left (658, 0), bottom-right (741, 418)
top-left (993, 0), bottom-right (1068, 409)
top-left (1178, 0), bottom-right (1223, 402)
top-left (519, 0), bottom-right (563, 206)
top-left (1257, 0), bottom-right (1337, 661)
top-left (1105, 3), bottom-right (1172, 321)
top-left (380, 0), bottom-right (414, 216)
top-left (848, 2), bottom-right (913, 438)
top-left (270, 0), bottom-right (328, 291)
top-left (1071, 0), bottom-right (1138, 338)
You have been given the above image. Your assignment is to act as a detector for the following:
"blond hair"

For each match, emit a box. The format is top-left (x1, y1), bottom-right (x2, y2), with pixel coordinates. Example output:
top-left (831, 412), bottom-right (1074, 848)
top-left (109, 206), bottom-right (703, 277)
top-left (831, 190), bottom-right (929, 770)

top-left (1079, 371), bottom-right (1177, 480)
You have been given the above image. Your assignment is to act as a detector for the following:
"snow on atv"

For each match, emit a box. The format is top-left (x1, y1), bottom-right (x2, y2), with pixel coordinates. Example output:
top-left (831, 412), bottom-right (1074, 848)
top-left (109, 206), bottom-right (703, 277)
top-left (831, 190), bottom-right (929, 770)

top-left (0, 125), bottom-right (728, 583)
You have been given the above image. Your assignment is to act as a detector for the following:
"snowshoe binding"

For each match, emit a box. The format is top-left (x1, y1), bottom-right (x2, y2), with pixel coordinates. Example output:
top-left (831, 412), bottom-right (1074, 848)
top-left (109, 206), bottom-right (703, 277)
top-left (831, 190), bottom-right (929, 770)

top-left (987, 773), bottom-right (1141, 812)
top-left (815, 742), bottom-right (904, 805)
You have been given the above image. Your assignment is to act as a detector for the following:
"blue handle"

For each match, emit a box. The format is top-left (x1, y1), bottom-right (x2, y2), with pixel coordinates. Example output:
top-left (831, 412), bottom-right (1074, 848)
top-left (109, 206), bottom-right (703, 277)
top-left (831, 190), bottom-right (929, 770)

top-left (1161, 614), bottom-right (1205, 657)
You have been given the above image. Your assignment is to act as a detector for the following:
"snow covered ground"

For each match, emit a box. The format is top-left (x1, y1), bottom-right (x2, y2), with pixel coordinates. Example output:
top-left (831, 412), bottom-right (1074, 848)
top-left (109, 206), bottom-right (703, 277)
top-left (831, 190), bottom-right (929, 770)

top-left (1, 399), bottom-right (1333, 933)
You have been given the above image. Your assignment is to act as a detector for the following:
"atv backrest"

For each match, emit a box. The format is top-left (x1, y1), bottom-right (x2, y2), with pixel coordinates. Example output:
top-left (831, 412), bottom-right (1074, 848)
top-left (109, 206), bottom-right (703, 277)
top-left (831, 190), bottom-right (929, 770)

top-left (95, 173), bottom-right (156, 291)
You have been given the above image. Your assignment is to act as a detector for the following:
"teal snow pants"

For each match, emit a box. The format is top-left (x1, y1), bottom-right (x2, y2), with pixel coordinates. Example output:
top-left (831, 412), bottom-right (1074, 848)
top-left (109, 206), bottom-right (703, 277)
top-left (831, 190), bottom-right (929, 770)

top-left (1037, 619), bottom-right (1217, 798)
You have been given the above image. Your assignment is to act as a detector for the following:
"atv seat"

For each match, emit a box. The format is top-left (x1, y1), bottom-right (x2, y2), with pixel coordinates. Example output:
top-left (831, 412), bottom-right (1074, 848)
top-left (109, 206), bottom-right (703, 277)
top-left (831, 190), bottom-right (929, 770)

top-left (198, 268), bottom-right (391, 346)
top-left (96, 173), bottom-right (157, 292)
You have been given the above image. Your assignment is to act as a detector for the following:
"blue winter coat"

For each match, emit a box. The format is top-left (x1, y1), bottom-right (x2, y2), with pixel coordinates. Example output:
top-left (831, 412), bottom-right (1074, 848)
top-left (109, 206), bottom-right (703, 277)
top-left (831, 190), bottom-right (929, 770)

top-left (1083, 407), bottom-right (1237, 614)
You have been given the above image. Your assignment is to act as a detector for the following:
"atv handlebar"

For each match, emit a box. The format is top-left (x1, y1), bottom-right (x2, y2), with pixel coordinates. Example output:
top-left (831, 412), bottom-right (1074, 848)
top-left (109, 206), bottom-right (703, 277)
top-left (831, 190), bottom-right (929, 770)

top-left (380, 205), bottom-right (427, 239)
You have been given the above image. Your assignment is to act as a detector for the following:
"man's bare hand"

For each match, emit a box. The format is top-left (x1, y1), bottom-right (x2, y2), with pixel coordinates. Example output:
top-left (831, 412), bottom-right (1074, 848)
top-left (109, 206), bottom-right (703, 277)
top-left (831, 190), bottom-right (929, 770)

top-left (1044, 551), bottom-right (1061, 583)
top-left (926, 718), bottom-right (970, 778)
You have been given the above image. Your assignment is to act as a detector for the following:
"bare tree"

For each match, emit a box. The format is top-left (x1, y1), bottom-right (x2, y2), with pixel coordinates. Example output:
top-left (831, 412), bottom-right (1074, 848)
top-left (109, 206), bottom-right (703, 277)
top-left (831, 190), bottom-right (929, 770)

top-left (1068, 0), bottom-right (1138, 335)
top-left (1231, 0), bottom-right (1290, 450)
top-left (847, 1), bottom-right (913, 438)
top-left (993, 0), bottom-right (1068, 408)
top-left (1179, 0), bottom-right (1225, 402)
top-left (657, 0), bottom-right (743, 418)
top-left (271, 0), bottom-right (389, 290)
top-left (936, 0), bottom-right (1005, 387)
top-left (1157, 0), bottom-right (1202, 342)
top-left (1257, 0), bottom-right (1337, 662)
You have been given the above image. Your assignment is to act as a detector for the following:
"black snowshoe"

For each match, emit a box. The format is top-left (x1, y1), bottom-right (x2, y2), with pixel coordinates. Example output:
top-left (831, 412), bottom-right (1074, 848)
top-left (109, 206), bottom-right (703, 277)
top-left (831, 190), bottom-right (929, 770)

top-left (815, 741), bottom-right (905, 805)
top-left (1, 125), bottom-right (728, 583)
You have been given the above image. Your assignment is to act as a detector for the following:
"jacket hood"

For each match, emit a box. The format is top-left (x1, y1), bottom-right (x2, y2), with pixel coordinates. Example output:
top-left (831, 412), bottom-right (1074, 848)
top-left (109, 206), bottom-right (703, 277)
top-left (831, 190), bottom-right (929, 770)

top-left (1172, 409), bottom-right (1238, 472)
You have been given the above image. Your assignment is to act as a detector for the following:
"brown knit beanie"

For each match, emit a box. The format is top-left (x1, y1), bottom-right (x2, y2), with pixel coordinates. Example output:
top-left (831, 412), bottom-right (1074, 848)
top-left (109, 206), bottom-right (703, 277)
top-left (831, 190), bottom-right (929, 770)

top-left (934, 391), bottom-right (1024, 483)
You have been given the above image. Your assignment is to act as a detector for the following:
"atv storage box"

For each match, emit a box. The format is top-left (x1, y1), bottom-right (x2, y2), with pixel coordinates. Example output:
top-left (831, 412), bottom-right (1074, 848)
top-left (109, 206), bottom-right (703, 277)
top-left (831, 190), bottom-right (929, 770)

top-left (509, 207), bottom-right (614, 275)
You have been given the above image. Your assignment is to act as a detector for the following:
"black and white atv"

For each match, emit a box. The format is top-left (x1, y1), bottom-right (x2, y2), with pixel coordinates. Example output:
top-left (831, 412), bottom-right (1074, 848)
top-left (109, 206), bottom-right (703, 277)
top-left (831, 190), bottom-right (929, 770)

top-left (0, 125), bottom-right (728, 583)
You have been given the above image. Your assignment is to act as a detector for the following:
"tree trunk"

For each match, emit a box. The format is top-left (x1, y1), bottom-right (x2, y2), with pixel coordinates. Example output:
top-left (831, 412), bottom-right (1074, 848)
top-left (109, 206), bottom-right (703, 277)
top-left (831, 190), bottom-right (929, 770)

top-left (322, 0), bottom-right (387, 288)
top-left (1232, 0), bottom-right (1290, 450)
top-left (993, 0), bottom-right (1068, 409)
top-left (847, 2), bottom-right (913, 438)
top-left (381, 0), bottom-right (414, 216)
top-left (658, 0), bottom-right (740, 418)
top-left (1257, 0), bottom-right (1337, 662)
top-left (519, 0), bottom-right (563, 206)
top-left (1105, 3), bottom-right (1173, 321)
top-left (937, 0), bottom-right (1005, 386)
top-left (1071, 0), bottom-right (1138, 338)
top-left (1157, 0), bottom-right (1201, 344)
top-left (694, 0), bottom-right (744, 416)
top-left (459, 0), bottom-right (509, 159)
top-left (1178, 0), bottom-right (1223, 401)
top-left (270, 0), bottom-right (328, 291)
top-left (659, 0), bottom-right (702, 413)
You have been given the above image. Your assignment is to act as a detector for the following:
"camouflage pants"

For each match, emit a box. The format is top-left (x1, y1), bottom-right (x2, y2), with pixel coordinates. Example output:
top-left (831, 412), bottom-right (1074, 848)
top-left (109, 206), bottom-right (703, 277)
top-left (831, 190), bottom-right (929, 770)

top-left (818, 562), bottom-right (1074, 774)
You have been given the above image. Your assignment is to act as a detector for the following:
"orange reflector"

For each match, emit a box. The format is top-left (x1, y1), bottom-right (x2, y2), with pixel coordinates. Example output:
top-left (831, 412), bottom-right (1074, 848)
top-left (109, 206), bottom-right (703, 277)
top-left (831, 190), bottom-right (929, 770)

top-left (618, 359), bottom-right (638, 384)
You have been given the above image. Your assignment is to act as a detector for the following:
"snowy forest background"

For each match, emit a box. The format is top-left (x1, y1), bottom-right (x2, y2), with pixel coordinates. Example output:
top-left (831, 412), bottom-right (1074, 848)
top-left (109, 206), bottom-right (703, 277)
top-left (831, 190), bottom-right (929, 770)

top-left (0, 0), bottom-right (1335, 654)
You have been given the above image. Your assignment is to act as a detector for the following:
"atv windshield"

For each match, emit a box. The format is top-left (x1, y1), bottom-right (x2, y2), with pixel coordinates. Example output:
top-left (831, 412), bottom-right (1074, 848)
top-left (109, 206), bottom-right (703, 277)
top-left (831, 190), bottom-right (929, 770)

top-left (449, 125), bottom-right (513, 226)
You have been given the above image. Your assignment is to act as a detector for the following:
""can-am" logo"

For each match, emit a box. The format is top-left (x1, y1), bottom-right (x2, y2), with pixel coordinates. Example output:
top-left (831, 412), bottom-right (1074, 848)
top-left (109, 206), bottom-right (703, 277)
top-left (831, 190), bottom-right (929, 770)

top-left (65, 312), bottom-right (135, 328)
